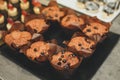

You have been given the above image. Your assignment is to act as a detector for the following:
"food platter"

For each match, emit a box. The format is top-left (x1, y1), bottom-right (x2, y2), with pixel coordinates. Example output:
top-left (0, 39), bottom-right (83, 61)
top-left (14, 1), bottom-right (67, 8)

top-left (0, 0), bottom-right (120, 80)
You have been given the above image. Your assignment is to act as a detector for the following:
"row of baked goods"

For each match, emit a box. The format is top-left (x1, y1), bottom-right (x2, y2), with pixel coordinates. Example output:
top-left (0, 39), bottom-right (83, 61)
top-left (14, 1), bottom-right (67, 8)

top-left (0, 0), bottom-right (111, 76)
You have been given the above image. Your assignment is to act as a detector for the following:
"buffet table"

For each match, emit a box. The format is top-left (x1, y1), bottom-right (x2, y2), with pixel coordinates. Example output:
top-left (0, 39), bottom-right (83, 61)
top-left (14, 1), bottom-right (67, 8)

top-left (0, 0), bottom-right (120, 80)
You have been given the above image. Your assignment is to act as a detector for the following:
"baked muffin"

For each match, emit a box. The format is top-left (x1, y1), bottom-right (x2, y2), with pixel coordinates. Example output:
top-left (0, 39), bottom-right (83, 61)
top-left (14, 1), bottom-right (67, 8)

top-left (4, 30), bottom-right (32, 49)
top-left (61, 14), bottom-right (84, 30)
top-left (81, 15), bottom-right (111, 42)
top-left (25, 41), bottom-right (63, 62)
top-left (41, 0), bottom-right (64, 22)
top-left (67, 32), bottom-right (96, 57)
top-left (82, 22), bottom-right (110, 42)
top-left (60, 8), bottom-right (85, 39)
top-left (24, 14), bottom-right (49, 33)
top-left (50, 51), bottom-right (82, 71)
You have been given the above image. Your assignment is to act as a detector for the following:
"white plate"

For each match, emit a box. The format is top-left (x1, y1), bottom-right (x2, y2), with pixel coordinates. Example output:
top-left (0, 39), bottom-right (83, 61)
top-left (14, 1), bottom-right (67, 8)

top-left (57, 0), bottom-right (120, 22)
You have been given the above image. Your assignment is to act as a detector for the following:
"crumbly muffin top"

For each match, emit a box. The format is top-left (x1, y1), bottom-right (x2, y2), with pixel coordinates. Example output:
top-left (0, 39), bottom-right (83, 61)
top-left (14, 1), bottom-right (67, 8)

top-left (51, 51), bottom-right (81, 70)
top-left (61, 15), bottom-right (84, 29)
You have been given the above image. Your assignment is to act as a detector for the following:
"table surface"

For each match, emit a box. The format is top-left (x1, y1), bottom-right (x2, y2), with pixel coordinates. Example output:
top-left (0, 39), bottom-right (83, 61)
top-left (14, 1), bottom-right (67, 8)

top-left (0, 0), bottom-right (120, 80)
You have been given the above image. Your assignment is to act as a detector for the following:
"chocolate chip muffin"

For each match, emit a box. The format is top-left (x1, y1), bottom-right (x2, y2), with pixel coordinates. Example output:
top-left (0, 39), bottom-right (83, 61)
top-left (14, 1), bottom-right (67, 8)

top-left (81, 15), bottom-right (111, 42)
top-left (25, 41), bottom-right (63, 62)
top-left (82, 22), bottom-right (109, 42)
top-left (67, 32), bottom-right (96, 57)
top-left (25, 14), bottom-right (49, 33)
top-left (4, 30), bottom-right (32, 48)
top-left (50, 51), bottom-right (82, 71)
top-left (61, 14), bottom-right (84, 30)
top-left (41, 1), bottom-right (64, 22)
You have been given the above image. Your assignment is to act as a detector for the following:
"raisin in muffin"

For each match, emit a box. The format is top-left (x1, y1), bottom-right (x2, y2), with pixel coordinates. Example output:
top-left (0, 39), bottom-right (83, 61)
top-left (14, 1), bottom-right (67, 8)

top-left (67, 32), bottom-right (96, 57)
top-left (50, 51), bottom-right (82, 71)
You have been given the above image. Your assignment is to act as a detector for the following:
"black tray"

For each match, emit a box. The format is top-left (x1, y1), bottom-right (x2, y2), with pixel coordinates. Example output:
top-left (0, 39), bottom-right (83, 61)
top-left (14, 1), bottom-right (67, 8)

top-left (0, 32), bottom-right (119, 80)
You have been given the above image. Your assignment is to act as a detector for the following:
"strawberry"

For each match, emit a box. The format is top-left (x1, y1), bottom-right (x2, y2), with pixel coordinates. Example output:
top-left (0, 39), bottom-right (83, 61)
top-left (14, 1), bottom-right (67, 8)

top-left (22, 10), bottom-right (27, 16)
top-left (8, 3), bottom-right (14, 10)
top-left (7, 18), bottom-right (14, 25)
top-left (32, 0), bottom-right (41, 7)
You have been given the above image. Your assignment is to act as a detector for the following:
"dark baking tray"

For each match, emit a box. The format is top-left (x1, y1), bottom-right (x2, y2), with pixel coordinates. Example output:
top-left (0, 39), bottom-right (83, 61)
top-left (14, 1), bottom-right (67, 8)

top-left (0, 31), bottom-right (119, 80)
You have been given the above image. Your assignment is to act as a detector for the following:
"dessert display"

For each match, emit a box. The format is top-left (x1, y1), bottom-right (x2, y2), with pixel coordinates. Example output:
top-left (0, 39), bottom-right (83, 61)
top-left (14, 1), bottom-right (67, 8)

top-left (0, 0), bottom-right (113, 78)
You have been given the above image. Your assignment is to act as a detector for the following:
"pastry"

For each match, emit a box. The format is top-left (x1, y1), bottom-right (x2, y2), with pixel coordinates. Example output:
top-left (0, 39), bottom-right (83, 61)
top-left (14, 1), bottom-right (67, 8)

top-left (24, 14), bottom-right (49, 33)
top-left (4, 30), bottom-right (32, 49)
top-left (68, 32), bottom-right (96, 57)
top-left (50, 51), bottom-right (83, 74)
top-left (41, 0), bottom-right (64, 22)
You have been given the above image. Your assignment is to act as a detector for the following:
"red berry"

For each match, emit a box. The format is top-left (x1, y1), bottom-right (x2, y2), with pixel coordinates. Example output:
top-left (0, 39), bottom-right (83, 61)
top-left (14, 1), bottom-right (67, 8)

top-left (22, 10), bottom-right (27, 16)
top-left (8, 3), bottom-right (14, 10)
top-left (32, 0), bottom-right (41, 7)
top-left (7, 18), bottom-right (14, 24)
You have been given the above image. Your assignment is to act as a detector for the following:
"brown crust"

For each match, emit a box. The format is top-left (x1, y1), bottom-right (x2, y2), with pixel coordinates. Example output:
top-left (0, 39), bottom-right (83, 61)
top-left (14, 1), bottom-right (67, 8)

top-left (24, 14), bottom-right (45, 23)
